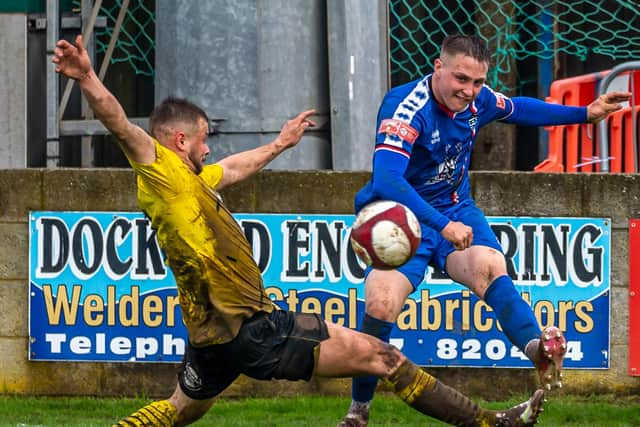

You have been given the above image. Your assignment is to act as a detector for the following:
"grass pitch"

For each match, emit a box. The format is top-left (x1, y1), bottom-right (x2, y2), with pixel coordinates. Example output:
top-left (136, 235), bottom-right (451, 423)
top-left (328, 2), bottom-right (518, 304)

top-left (0, 392), bottom-right (638, 426)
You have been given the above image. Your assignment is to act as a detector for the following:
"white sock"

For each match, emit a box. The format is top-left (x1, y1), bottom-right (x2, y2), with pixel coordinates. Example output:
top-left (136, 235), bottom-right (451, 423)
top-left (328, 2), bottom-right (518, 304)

top-left (349, 400), bottom-right (371, 413)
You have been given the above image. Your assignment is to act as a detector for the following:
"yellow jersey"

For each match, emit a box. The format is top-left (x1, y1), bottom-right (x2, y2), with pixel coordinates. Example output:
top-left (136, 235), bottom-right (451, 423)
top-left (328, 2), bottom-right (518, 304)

top-left (127, 141), bottom-right (274, 346)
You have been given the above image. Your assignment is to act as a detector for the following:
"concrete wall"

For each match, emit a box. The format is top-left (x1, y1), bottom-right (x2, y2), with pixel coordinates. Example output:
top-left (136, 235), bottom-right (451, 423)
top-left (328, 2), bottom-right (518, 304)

top-left (1, 169), bottom-right (640, 399)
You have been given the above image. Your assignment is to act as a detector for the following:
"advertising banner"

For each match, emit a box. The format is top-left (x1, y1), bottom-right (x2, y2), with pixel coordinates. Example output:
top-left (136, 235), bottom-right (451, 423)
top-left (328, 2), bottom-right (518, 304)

top-left (29, 212), bottom-right (610, 368)
top-left (629, 219), bottom-right (640, 376)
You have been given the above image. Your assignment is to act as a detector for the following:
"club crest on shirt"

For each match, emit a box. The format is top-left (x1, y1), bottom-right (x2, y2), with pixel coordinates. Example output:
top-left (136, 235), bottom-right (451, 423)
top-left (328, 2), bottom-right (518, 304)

top-left (183, 362), bottom-right (203, 390)
top-left (468, 116), bottom-right (478, 134)
top-left (495, 94), bottom-right (506, 109)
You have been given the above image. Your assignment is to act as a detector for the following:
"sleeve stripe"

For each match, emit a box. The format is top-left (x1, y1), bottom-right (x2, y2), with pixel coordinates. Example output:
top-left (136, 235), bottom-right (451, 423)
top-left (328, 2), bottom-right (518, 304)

top-left (375, 145), bottom-right (410, 159)
top-left (498, 97), bottom-right (515, 121)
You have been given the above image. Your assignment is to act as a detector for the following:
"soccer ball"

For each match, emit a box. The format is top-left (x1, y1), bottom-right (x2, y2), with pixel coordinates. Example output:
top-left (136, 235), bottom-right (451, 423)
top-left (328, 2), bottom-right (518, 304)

top-left (349, 200), bottom-right (421, 269)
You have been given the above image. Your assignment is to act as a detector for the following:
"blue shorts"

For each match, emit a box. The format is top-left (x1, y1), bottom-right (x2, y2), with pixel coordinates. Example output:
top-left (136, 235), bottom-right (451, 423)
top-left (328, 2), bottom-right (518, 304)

top-left (365, 199), bottom-right (502, 290)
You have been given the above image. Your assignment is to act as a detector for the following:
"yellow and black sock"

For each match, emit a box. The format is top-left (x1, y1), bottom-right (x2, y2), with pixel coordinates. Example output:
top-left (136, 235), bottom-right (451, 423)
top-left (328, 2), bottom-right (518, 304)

top-left (386, 360), bottom-right (496, 427)
top-left (112, 399), bottom-right (177, 427)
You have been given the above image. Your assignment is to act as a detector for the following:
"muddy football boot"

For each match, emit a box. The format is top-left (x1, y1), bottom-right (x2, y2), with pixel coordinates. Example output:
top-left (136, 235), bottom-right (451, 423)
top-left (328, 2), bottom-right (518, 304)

top-left (336, 401), bottom-right (369, 427)
top-left (534, 326), bottom-right (567, 390)
top-left (494, 389), bottom-right (546, 427)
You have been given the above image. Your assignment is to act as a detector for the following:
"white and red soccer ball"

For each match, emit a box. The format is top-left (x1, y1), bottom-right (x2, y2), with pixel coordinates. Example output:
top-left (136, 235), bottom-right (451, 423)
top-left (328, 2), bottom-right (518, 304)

top-left (349, 200), bottom-right (421, 269)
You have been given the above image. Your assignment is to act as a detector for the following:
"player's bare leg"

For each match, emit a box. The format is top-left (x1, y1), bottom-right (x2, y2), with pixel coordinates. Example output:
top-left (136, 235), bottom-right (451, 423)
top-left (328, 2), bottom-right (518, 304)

top-left (448, 248), bottom-right (567, 391)
top-left (322, 323), bottom-right (546, 426)
top-left (336, 269), bottom-right (412, 427)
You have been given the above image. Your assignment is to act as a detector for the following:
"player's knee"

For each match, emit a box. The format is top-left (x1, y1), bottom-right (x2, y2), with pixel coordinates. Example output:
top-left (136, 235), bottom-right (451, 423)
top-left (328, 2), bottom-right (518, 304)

top-left (473, 248), bottom-right (507, 285)
top-left (364, 300), bottom-right (397, 321)
top-left (353, 337), bottom-right (404, 378)
top-left (349, 332), bottom-right (379, 357)
top-left (487, 248), bottom-right (507, 270)
top-left (375, 341), bottom-right (405, 378)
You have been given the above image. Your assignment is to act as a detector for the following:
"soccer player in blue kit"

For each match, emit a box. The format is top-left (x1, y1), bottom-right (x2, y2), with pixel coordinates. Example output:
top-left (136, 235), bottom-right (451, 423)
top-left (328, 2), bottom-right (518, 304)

top-left (337, 34), bottom-right (632, 427)
top-left (55, 34), bottom-right (549, 427)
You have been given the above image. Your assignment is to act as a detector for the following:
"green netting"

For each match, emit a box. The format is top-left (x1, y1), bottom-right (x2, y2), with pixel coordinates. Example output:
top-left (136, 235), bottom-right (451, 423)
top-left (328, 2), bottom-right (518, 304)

top-left (389, 0), bottom-right (640, 93)
top-left (73, 0), bottom-right (155, 77)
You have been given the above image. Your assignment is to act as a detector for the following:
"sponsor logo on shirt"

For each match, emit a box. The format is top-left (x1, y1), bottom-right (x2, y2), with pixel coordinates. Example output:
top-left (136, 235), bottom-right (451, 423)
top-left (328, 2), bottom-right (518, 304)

top-left (378, 119), bottom-right (418, 144)
top-left (425, 157), bottom-right (457, 185)
top-left (430, 129), bottom-right (440, 145)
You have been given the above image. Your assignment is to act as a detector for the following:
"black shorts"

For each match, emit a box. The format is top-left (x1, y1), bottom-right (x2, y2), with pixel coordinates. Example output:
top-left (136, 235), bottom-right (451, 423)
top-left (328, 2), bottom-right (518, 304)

top-left (178, 310), bottom-right (330, 400)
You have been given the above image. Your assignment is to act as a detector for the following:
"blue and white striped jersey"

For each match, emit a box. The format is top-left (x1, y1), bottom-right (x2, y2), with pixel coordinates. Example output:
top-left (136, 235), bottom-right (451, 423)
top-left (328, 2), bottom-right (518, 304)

top-left (355, 75), bottom-right (586, 232)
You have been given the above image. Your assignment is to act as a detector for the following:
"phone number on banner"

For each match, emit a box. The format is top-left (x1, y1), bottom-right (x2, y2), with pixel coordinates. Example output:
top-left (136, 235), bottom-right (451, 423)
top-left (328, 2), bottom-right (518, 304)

top-left (393, 337), bottom-right (584, 366)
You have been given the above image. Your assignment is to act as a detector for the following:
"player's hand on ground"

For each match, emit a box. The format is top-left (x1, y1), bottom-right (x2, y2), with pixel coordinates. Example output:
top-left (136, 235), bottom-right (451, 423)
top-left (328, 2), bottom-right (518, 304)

top-left (586, 91), bottom-right (632, 123)
top-left (52, 35), bottom-right (93, 81)
top-left (441, 221), bottom-right (473, 250)
top-left (278, 109), bottom-right (316, 148)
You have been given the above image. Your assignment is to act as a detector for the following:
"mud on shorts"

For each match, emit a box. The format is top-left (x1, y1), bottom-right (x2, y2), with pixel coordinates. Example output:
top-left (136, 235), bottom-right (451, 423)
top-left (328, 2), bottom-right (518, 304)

top-left (178, 309), bottom-right (330, 400)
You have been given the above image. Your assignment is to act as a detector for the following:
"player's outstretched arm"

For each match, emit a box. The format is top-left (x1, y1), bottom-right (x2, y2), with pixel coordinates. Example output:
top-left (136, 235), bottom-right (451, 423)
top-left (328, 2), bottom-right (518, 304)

top-left (52, 35), bottom-right (155, 164)
top-left (586, 91), bottom-right (632, 123)
top-left (215, 109), bottom-right (316, 189)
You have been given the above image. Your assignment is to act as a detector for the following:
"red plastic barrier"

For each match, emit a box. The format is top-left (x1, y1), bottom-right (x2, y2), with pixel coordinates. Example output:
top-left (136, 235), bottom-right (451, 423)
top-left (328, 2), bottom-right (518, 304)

top-left (608, 107), bottom-right (640, 173)
top-left (535, 70), bottom-right (640, 173)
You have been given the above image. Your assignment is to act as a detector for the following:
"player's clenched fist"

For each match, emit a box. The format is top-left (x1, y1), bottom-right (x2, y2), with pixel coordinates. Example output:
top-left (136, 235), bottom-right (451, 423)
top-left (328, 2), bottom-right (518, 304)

top-left (441, 221), bottom-right (473, 250)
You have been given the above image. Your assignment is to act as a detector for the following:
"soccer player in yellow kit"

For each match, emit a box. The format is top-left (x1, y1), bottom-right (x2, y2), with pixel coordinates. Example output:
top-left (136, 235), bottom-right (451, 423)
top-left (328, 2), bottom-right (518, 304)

top-left (53, 34), bottom-right (546, 427)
